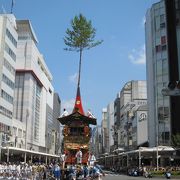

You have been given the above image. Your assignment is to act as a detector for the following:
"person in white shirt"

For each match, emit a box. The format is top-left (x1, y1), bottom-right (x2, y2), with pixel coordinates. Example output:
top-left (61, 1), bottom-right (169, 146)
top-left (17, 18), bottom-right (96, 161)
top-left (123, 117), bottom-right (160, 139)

top-left (60, 152), bottom-right (67, 169)
top-left (60, 108), bottom-right (69, 117)
top-left (16, 163), bottom-right (21, 178)
top-left (87, 109), bottom-right (95, 118)
top-left (88, 153), bottom-right (96, 166)
top-left (75, 149), bottom-right (83, 164)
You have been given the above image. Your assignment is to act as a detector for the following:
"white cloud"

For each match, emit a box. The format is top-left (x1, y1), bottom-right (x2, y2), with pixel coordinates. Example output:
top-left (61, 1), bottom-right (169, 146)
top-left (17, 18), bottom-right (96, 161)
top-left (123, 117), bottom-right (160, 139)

top-left (68, 73), bottom-right (78, 83)
top-left (128, 45), bottom-right (146, 65)
top-left (61, 99), bottom-right (75, 114)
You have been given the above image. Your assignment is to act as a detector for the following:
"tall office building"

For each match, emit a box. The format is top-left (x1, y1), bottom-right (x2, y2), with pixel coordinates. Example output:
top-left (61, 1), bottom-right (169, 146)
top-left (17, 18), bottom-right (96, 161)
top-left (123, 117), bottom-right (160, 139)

top-left (14, 19), bottom-right (54, 152)
top-left (0, 14), bottom-right (17, 146)
top-left (0, 13), bottom-right (57, 156)
top-left (92, 125), bottom-right (103, 158)
top-left (106, 102), bottom-right (114, 153)
top-left (145, 0), bottom-right (180, 147)
top-left (113, 93), bottom-right (120, 149)
top-left (118, 80), bottom-right (147, 149)
top-left (101, 108), bottom-right (108, 153)
top-left (53, 92), bottom-right (61, 154)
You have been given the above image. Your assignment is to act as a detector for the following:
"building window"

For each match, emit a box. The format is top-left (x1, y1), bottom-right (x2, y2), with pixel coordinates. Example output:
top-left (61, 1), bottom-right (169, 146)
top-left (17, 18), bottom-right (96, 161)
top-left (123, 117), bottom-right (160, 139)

top-left (1, 89), bottom-right (13, 104)
top-left (161, 36), bottom-right (166, 45)
top-left (158, 106), bottom-right (169, 120)
top-left (3, 58), bottom-right (15, 75)
top-left (6, 29), bottom-right (17, 47)
top-left (0, 123), bottom-right (10, 133)
top-left (2, 74), bottom-right (15, 89)
top-left (156, 45), bottom-right (161, 52)
top-left (160, 23), bottom-right (166, 28)
top-left (18, 36), bottom-right (28, 40)
top-left (0, 105), bottom-right (13, 119)
top-left (5, 43), bottom-right (16, 61)
top-left (160, 14), bottom-right (165, 23)
top-left (162, 45), bottom-right (167, 51)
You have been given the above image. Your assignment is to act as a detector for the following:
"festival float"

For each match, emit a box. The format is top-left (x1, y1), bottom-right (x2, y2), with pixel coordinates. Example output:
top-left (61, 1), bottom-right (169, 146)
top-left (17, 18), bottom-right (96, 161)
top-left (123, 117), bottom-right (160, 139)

top-left (57, 85), bottom-right (97, 165)
top-left (58, 14), bottom-right (101, 166)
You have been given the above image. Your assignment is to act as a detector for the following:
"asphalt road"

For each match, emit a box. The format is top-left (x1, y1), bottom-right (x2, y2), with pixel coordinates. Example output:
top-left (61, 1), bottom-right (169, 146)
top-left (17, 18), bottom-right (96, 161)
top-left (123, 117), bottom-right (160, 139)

top-left (103, 172), bottom-right (178, 180)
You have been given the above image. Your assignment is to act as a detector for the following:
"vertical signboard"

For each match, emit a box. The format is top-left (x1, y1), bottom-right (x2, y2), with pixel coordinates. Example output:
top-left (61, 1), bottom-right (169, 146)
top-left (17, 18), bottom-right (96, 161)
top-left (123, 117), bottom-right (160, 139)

top-left (137, 111), bottom-right (148, 146)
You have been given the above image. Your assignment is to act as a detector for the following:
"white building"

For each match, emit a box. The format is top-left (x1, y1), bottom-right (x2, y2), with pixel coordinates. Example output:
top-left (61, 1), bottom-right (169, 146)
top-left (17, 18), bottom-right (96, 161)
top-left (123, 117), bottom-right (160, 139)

top-left (106, 102), bottom-right (114, 153)
top-left (91, 125), bottom-right (102, 158)
top-left (0, 14), bottom-right (57, 156)
top-left (145, 0), bottom-right (180, 147)
top-left (101, 108), bottom-right (108, 153)
top-left (131, 105), bottom-right (148, 148)
top-left (118, 80), bottom-right (147, 150)
top-left (14, 19), bottom-right (54, 152)
top-left (0, 14), bottom-right (17, 146)
top-left (53, 92), bottom-right (61, 155)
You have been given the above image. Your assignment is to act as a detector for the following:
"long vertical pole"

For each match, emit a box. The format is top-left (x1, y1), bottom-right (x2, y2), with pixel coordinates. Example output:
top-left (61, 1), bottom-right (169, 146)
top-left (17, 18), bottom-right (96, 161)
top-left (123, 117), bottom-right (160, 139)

top-left (139, 148), bottom-right (141, 169)
top-left (78, 49), bottom-right (82, 87)
top-left (156, 147), bottom-right (159, 170)
top-left (156, 142), bottom-right (159, 171)
top-left (24, 109), bottom-right (29, 163)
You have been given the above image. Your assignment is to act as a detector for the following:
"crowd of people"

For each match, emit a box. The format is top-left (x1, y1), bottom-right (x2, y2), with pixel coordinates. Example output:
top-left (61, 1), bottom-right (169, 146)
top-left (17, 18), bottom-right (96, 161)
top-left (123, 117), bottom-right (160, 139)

top-left (64, 161), bottom-right (105, 180)
top-left (0, 160), bottom-right (105, 180)
top-left (0, 161), bottom-right (62, 180)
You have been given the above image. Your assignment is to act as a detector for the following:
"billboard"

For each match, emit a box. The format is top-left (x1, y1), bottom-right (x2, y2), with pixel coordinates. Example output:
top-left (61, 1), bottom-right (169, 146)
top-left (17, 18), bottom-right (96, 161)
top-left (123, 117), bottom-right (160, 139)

top-left (137, 111), bottom-right (148, 146)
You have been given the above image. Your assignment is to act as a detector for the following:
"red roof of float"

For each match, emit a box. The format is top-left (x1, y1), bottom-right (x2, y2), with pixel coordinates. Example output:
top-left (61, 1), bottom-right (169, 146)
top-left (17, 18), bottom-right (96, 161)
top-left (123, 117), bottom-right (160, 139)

top-left (73, 86), bottom-right (84, 115)
top-left (57, 111), bottom-right (97, 125)
top-left (57, 86), bottom-right (97, 125)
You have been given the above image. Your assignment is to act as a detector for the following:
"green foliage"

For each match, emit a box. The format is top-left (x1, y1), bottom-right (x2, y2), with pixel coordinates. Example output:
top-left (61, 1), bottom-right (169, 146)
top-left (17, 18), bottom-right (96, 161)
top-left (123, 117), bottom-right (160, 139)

top-left (63, 14), bottom-right (103, 87)
top-left (64, 13), bottom-right (103, 52)
top-left (172, 133), bottom-right (180, 148)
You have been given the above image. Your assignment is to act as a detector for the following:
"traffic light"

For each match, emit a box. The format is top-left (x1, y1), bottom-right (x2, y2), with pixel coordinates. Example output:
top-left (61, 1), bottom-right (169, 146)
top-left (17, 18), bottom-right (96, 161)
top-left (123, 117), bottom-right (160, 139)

top-left (161, 81), bottom-right (180, 96)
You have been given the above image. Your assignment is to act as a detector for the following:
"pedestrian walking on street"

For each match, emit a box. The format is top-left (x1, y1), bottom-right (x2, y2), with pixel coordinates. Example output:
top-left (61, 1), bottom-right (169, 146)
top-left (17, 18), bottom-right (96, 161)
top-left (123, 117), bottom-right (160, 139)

top-left (92, 161), bottom-right (105, 180)
top-left (83, 164), bottom-right (89, 178)
top-left (53, 163), bottom-right (61, 180)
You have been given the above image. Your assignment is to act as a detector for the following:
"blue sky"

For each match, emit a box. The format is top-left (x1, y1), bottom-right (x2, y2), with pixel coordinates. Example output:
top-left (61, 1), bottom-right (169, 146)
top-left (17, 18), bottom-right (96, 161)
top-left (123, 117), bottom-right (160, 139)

top-left (1, 0), bottom-right (158, 124)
